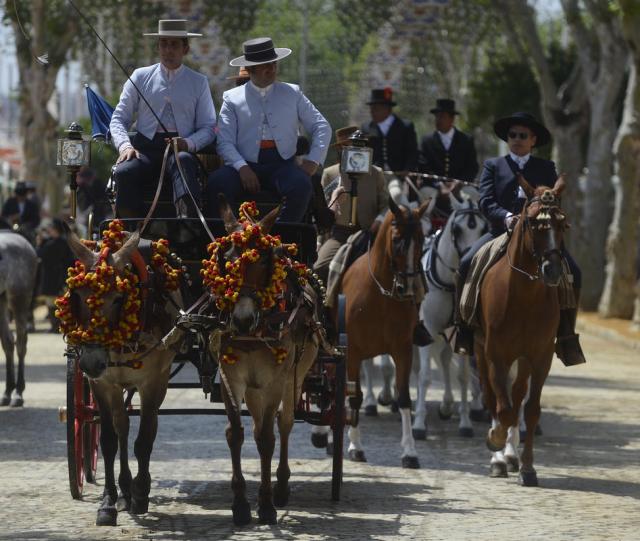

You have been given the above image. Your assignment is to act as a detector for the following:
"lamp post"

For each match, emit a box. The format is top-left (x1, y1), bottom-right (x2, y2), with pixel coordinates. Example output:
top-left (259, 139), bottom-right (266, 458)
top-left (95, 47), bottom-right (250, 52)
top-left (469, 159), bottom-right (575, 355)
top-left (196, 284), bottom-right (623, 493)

top-left (339, 130), bottom-right (372, 227)
top-left (56, 122), bottom-right (90, 221)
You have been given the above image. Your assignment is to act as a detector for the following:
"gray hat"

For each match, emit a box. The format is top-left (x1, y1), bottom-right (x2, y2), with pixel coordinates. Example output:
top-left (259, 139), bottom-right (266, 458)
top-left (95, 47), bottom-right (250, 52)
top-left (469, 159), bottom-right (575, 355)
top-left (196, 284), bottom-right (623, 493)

top-left (230, 37), bottom-right (292, 67)
top-left (143, 19), bottom-right (202, 38)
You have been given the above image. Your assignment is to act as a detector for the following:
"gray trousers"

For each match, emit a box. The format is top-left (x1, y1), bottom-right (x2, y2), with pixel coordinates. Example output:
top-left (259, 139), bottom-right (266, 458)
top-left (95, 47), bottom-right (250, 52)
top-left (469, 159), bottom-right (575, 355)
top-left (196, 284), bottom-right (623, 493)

top-left (313, 238), bottom-right (342, 286)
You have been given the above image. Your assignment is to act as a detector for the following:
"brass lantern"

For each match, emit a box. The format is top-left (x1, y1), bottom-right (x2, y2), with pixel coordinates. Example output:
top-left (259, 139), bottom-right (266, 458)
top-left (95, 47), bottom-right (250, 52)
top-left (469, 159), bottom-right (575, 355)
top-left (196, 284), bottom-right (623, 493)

top-left (56, 122), bottom-right (90, 220)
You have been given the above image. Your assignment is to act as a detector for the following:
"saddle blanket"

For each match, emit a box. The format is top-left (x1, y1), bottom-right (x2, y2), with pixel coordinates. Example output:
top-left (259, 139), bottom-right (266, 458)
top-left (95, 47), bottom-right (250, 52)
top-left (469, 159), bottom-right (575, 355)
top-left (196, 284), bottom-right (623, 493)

top-left (325, 230), bottom-right (365, 308)
top-left (460, 233), bottom-right (575, 328)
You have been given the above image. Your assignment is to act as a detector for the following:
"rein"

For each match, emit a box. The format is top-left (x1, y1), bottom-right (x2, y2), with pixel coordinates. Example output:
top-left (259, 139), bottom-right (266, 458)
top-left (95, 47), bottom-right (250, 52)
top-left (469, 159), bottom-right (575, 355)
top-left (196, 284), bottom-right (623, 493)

top-left (366, 237), bottom-right (421, 302)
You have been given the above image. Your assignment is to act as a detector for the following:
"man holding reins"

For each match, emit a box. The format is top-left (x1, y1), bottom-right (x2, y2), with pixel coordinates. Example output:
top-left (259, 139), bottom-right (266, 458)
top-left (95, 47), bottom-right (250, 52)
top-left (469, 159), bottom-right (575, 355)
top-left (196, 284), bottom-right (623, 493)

top-left (110, 19), bottom-right (217, 218)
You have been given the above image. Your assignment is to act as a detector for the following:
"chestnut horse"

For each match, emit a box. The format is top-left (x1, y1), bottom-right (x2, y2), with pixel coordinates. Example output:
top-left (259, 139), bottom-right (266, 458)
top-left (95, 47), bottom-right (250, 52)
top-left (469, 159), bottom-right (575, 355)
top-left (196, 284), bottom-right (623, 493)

top-left (209, 199), bottom-right (323, 525)
top-left (477, 175), bottom-right (567, 486)
top-left (341, 197), bottom-right (430, 468)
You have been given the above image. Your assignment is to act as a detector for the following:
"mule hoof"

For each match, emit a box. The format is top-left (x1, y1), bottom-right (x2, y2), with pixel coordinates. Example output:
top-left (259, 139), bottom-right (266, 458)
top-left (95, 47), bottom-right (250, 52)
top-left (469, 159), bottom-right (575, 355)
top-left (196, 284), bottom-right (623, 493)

top-left (9, 396), bottom-right (23, 408)
top-left (348, 449), bottom-right (367, 462)
top-left (401, 455), bottom-right (420, 469)
top-left (273, 486), bottom-right (290, 508)
top-left (458, 426), bottom-right (474, 438)
top-left (311, 432), bottom-right (328, 448)
top-left (257, 504), bottom-right (278, 525)
top-left (469, 408), bottom-right (487, 422)
top-left (116, 494), bottom-right (131, 512)
top-left (535, 424), bottom-right (543, 436)
top-left (485, 434), bottom-right (503, 453)
top-left (489, 462), bottom-right (508, 478)
top-left (232, 500), bottom-right (252, 526)
top-left (96, 506), bottom-right (117, 526)
top-left (364, 405), bottom-right (378, 416)
top-left (438, 406), bottom-right (453, 420)
top-left (412, 428), bottom-right (427, 440)
top-left (519, 470), bottom-right (538, 487)
top-left (130, 497), bottom-right (149, 515)
top-left (505, 455), bottom-right (520, 473)
top-left (326, 441), bottom-right (334, 456)
top-left (390, 400), bottom-right (399, 413)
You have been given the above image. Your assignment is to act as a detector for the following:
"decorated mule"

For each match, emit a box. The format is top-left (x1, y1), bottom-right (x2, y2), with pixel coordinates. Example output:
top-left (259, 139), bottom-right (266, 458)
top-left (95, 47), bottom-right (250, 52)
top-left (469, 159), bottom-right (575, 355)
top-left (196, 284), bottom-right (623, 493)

top-left (202, 199), bottom-right (327, 525)
top-left (0, 230), bottom-right (38, 407)
top-left (56, 220), bottom-right (183, 525)
top-left (413, 187), bottom-right (488, 439)
top-left (341, 197), bottom-right (430, 467)
top-left (472, 176), bottom-right (569, 486)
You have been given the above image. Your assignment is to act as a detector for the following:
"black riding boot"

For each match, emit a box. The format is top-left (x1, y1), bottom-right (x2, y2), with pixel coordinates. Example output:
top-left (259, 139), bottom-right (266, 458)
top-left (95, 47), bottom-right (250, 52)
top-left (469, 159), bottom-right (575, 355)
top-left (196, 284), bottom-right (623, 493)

top-left (555, 304), bottom-right (586, 366)
top-left (453, 272), bottom-right (474, 355)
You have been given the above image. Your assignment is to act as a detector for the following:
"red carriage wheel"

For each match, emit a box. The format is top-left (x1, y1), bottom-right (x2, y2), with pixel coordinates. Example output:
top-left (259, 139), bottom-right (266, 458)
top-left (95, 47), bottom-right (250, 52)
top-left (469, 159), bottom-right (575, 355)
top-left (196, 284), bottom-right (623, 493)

top-left (82, 378), bottom-right (100, 483)
top-left (331, 353), bottom-right (346, 501)
top-left (66, 356), bottom-right (84, 499)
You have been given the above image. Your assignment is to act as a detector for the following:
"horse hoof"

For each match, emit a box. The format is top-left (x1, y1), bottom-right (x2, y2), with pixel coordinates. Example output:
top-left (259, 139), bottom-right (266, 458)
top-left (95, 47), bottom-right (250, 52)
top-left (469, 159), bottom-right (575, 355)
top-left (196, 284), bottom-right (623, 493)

top-left (116, 494), bottom-right (131, 512)
top-left (485, 434), bottom-right (503, 453)
top-left (377, 392), bottom-right (393, 407)
top-left (438, 406), bottom-right (453, 420)
top-left (390, 400), bottom-right (399, 413)
top-left (489, 462), bottom-right (508, 478)
top-left (232, 501), bottom-right (252, 526)
top-left (505, 455), bottom-right (520, 473)
top-left (96, 506), bottom-right (117, 526)
top-left (311, 431), bottom-right (328, 448)
top-left (364, 405), bottom-right (378, 416)
top-left (130, 497), bottom-right (149, 515)
top-left (9, 395), bottom-right (24, 408)
top-left (535, 424), bottom-right (543, 436)
top-left (326, 441), bottom-right (334, 456)
top-left (458, 426), bottom-right (474, 438)
top-left (519, 470), bottom-right (538, 487)
top-left (348, 449), bottom-right (367, 462)
top-left (401, 456), bottom-right (420, 469)
top-left (469, 408), bottom-right (486, 422)
top-left (412, 428), bottom-right (427, 440)
top-left (1, 394), bottom-right (10, 407)
top-left (257, 504), bottom-right (278, 525)
top-left (273, 486), bottom-right (290, 508)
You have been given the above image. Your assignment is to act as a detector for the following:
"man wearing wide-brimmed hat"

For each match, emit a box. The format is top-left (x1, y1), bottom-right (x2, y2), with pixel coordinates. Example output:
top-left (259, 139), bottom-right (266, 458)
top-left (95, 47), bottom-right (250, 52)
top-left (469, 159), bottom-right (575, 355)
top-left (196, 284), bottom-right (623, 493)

top-left (419, 98), bottom-right (478, 214)
top-left (1, 181), bottom-right (40, 233)
top-left (110, 19), bottom-right (217, 218)
top-left (207, 37), bottom-right (331, 222)
top-left (453, 112), bottom-right (585, 366)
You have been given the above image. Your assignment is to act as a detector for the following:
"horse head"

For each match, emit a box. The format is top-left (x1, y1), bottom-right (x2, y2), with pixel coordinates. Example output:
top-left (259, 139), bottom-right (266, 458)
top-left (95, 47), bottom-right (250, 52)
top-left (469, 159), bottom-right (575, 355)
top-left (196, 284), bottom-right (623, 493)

top-left (517, 174), bottom-right (567, 286)
top-left (447, 186), bottom-right (488, 259)
top-left (215, 196), bottom-right (283, 335)
top-left (62, 225), bottom-right (141, 379)
top-left (387, 196), bottom-right (431, 297)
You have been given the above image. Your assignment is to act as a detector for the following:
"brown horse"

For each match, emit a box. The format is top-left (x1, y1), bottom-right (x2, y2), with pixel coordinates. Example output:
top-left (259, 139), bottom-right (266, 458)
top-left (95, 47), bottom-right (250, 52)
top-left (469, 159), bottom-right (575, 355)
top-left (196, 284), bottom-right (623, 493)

top-left (209, 199), bottom-right (322, 525)
top-left (64, 229), bottom-right (182, 525)
top-left (477, 175), bottom-right (567, 486)
top-left (341, 197), bottom-right (430, 468)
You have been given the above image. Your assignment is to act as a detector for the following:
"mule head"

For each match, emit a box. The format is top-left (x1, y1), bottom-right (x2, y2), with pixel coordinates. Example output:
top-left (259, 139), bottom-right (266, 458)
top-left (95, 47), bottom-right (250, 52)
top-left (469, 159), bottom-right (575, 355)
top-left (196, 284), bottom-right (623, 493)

top-left (520, 175), bottom-right (568, 287)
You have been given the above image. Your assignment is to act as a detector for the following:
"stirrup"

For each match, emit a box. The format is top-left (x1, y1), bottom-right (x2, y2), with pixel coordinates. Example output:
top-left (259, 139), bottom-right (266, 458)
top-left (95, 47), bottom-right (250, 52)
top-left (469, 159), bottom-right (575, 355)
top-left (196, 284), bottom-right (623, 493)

top-left (555, 334), bottom-right (586, 366)
top-left (454, 325), bottom-right (474, 355)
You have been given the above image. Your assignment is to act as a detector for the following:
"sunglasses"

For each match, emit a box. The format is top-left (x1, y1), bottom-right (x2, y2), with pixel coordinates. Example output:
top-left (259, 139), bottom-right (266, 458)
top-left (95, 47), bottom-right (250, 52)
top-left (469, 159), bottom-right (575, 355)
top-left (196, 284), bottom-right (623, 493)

top-left (508, 131), bottom-right (530, 140)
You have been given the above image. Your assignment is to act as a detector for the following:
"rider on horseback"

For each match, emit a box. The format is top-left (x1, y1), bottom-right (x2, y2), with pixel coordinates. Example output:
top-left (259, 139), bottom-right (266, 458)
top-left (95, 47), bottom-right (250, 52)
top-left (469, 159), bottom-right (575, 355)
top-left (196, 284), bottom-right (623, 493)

top-left (454, 112), bottom-right (586, 366)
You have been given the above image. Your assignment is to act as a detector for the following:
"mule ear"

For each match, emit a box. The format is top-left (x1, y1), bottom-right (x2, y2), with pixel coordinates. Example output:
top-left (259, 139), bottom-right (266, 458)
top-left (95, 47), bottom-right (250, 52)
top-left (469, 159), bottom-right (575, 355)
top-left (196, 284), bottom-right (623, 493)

top-left (259, 203), bottom-right (281, 234)
top-left (552, 174), bottom-right (566, 197)
top-left (65, 222), bottom-right (98, 269)
top-left (517, 173), bottom-right (536, 199)
top-left (218, 193), bottom-right (239, 233)
top-left (112, 230), bottom-right (140, 272)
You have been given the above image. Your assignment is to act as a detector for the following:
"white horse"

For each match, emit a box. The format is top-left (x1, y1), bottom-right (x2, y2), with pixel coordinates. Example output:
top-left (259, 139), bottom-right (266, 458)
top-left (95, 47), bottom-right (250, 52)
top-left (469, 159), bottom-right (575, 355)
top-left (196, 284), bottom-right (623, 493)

top-left (0, 231), bottom-right (38, 407)
top-left (412, 188), bottom-right (488, 439)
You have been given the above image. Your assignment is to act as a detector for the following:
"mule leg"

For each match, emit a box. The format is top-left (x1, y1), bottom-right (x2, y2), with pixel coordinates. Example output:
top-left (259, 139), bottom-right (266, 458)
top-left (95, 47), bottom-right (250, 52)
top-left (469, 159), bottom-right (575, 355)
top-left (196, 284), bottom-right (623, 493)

top-left (412, 343), bottom-right (431, 440)
top-left (113, 401), bottom-right (132, 511)
top-left (10, 291), bottom-right (29, 407)
top-left (94, 391), bottom-right (119, 526)
top-left (393, 350), bottom-right (420, 469)
top-left (275, 406), bottom-right (293, 508)
top-left (221, 379), bottom-right (251, 525)
top-left (360, 358), bottom-right (377, 415)
top-left (0, 294), bottom-right (15, 405)
top-left (455, 353), bottom-right (473, 437)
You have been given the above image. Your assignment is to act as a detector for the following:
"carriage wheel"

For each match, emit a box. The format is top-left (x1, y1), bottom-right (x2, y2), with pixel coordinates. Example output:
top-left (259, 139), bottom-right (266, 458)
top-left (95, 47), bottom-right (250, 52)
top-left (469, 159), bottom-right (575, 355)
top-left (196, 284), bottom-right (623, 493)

top-left (82, 378), bottom-right (100, 483)
top-left (331, 353), bottom-right (346, 501)
top-left (66, 356), bottom-right (84, 499)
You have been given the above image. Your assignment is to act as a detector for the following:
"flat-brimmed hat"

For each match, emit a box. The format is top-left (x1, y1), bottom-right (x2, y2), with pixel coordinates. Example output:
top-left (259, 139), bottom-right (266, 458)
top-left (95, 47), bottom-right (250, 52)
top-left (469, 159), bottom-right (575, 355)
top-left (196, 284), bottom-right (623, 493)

top-left (226, 67), bottom-right (250, 81)
top-left (230, 37), bottom-right (292, 67)
top-left (332, 126), bottom-right (360, 147)
top-left (366, 88), bottom-right (396, 106)
top-left (493, 112), bottom-right (551, 147)
top-left (143, 19), bottom-right (202, 38)
top-left (430, 98), bottom-right (459, 115)
top-left (14, 181), bottom-right (28, 195)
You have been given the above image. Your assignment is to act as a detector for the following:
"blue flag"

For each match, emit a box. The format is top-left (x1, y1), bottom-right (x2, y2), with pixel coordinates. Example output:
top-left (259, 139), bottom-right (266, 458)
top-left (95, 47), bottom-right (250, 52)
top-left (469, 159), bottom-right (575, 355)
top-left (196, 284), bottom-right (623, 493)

top-left (85, 84), bottom-right (114, 141)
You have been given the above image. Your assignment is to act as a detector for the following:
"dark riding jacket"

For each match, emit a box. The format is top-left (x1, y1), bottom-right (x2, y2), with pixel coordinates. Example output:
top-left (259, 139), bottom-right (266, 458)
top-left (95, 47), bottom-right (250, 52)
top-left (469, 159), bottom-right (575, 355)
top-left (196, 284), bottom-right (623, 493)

top-left (418, 129), bottom-right (478, 183)
top-left (361, 116), bottom-right (418, 172)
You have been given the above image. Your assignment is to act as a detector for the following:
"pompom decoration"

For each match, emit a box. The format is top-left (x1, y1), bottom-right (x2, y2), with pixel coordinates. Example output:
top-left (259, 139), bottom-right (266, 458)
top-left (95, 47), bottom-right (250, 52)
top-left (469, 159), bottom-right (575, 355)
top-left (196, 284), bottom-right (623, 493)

top-left (55, 220), bottom-right (181, 350)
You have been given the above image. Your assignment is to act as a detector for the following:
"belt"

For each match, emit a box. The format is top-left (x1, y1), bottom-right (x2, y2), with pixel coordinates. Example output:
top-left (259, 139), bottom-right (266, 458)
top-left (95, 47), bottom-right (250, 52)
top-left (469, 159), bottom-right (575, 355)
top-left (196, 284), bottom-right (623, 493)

top-left (260, 139), bottom-right (277, 149)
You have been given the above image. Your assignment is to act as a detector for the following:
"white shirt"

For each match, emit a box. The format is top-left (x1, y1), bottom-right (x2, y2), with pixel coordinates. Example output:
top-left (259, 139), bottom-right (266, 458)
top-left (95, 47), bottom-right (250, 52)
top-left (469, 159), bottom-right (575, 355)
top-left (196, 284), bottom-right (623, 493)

top-left (509, 151), bottom-right (530, 170)
top-left (438, 127), bottom-right (455, 151)
top-left (249, 81), bottom-right (275, 141)
top-left (377, 114), bottom-right (395, 136)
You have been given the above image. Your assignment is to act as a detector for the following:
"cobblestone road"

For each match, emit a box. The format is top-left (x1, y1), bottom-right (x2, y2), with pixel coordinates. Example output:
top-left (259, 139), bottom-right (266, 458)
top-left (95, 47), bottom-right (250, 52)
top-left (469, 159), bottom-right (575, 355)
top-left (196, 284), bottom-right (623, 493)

top-left (1, 317), bottom-right (638, 540)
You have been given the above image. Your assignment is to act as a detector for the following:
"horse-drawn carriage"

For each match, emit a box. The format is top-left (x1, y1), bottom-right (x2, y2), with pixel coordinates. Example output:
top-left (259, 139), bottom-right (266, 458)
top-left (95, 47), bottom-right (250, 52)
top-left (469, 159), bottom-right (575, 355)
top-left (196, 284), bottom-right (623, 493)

top-left (57, 123), bottom-right (349, 525)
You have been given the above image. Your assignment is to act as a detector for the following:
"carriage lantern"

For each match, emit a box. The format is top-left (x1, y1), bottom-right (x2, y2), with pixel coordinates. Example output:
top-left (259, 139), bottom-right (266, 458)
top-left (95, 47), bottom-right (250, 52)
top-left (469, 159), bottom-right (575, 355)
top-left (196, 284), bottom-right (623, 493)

top-left (339, 130), bottom-right (372, 226)
top-left (57, 121), bottom-right (91, 221)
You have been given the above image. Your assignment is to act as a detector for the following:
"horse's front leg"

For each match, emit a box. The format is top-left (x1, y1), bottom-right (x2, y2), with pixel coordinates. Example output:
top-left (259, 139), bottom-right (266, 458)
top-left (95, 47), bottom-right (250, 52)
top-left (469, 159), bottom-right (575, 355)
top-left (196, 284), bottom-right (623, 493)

top-left (412, 342), bottom-right (432, 440)
top-left (360, 358), bottom-right (378, 416)
top-left (12, 299), bottom-right (29, 407)
top-left (455, 353), bottom-right (474, 437)
top-left (485, 357), bottom-right (518, 451)
top-left (0, 294), bottom-right (15, 406)
top-left (221, 375), bottom-right (250, 525)
top-left (393, 348), bottom-right (420, 469)
top-left (378, 354), bottom-right (396, 408)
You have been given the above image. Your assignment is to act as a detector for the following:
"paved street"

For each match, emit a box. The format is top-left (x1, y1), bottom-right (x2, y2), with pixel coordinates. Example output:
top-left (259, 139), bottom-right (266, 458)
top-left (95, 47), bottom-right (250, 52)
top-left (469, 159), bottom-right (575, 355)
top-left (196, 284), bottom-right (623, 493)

top-left (1, 315), bottom-right (639, 541)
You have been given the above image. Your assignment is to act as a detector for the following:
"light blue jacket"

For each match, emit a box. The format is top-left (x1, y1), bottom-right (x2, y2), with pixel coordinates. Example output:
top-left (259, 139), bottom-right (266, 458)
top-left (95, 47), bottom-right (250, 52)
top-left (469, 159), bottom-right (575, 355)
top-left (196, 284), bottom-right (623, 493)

top-left (110, 63), bottom-right (216, 152)
top-left (217, 81), bottom-right (331, 170)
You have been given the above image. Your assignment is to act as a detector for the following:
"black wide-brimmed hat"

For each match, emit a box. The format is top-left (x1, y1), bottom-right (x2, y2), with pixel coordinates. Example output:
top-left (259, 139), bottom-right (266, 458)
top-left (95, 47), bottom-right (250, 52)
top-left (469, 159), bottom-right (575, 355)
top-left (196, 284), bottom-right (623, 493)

top-left (143, 19), bottom-right (202, 38)
top-left (430, 98), bottom-right (459, 115)
top-left (366, 88), bottom-right (396, 106)
top-left (230, 37), bottom-right (292, 67)
top-left (14, 181), bottom-right (28, 195)
top-left (493, 112), bottom-right (551, 147)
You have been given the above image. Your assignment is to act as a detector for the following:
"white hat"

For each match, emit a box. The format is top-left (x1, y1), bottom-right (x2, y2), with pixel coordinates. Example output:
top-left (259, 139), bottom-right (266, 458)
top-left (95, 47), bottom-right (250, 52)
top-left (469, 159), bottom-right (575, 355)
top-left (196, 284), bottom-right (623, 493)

top-left (143, 19), bottom-right (202, 38)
